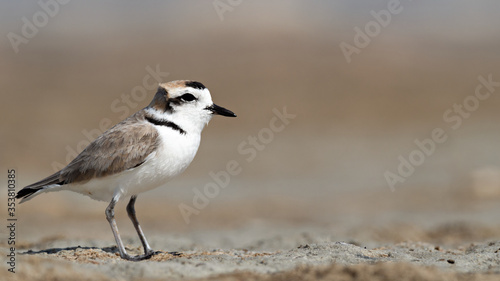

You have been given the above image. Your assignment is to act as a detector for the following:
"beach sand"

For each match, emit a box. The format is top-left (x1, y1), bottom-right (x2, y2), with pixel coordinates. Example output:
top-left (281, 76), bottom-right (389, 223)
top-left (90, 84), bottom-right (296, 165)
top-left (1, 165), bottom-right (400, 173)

top-left (2, 183), bottom-right (500, 280)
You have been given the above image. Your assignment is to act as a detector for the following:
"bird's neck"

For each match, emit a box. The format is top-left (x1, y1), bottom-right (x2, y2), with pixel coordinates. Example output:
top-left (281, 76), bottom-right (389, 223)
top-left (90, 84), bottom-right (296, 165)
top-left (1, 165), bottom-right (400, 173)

top-left (144, 107), bottom-right (210, 135)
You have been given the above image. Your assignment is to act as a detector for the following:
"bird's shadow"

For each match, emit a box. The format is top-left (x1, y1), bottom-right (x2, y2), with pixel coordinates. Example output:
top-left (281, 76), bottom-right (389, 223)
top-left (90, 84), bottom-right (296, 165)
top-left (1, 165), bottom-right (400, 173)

top-left (21, 246), bottom-right (182, 257)
top-left (21, 245), bottom-right (120, 255)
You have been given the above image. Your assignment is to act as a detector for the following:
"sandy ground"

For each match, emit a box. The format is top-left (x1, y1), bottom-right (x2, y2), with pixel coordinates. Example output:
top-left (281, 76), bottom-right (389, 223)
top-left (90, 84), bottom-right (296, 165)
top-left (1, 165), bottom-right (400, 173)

top-left (3, 240), bottom-right (500, 281)
top-left (2, 183), bottom-right (500, 281)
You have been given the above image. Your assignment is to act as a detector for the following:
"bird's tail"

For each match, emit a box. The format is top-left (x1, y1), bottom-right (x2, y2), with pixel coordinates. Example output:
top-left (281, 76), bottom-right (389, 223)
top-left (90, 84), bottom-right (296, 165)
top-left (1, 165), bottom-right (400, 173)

top-left (16, 187), bottom-right (44, 203)
top-left (16, 172), bottom-right (63, 203)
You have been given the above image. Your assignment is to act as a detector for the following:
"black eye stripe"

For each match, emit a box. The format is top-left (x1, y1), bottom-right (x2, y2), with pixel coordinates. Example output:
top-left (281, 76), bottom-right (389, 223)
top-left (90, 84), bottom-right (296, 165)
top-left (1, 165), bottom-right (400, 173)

top-left (178, 93), bottom-right (197, 102)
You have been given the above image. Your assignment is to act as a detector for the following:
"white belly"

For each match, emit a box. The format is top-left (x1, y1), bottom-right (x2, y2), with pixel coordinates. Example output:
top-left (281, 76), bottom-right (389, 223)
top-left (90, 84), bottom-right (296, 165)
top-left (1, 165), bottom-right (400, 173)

top-left (65, 126), bottom-right (201, 202)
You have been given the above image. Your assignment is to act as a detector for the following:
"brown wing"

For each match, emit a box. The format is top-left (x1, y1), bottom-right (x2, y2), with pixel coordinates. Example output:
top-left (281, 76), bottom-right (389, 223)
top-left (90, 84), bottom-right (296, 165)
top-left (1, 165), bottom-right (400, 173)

top-left (59, 112), bottom-right (160, 184)
top-left (16, 112), bottom-right (159, 201)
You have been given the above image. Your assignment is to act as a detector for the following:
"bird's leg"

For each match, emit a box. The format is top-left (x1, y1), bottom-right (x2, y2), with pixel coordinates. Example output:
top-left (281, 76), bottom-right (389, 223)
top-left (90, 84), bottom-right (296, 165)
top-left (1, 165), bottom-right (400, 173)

top-left (126, 195), bottom-right (156, 256)
top-left (105, 195), bottom-right (153, 261)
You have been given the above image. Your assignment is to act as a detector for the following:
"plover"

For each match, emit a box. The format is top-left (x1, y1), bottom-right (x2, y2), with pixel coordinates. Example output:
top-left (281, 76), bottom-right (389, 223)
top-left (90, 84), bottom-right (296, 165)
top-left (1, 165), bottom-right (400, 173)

top-left (16, 80), bottom-right (236, 261)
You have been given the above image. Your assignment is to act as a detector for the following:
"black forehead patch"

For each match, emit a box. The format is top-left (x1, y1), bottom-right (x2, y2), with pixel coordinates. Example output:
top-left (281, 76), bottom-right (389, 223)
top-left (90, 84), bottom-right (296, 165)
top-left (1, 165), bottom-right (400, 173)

top-left (185, 81), bottom-right (206, 90)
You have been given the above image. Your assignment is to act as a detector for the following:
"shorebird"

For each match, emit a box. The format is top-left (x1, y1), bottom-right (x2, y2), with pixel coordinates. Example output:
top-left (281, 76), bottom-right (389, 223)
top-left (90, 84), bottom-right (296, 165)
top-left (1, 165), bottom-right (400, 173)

top-left (16, 80), bottom-right (236, 261)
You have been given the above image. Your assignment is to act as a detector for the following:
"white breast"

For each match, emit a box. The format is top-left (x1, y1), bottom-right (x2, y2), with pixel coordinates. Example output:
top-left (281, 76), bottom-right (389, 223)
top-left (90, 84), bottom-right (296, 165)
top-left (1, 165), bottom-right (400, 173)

top-left (131, 125), bottom-right (202, 191)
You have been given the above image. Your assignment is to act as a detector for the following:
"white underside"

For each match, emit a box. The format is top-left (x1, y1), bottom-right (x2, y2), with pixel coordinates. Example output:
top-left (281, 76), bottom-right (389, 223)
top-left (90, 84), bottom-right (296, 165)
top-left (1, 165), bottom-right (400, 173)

top-left (61, 125), bottom-right (201, 202)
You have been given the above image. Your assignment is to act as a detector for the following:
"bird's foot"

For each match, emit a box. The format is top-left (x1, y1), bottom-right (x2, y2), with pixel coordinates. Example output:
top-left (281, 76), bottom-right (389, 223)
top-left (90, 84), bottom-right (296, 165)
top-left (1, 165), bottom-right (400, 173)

top-left (120, 249), bottom-right (161, 261)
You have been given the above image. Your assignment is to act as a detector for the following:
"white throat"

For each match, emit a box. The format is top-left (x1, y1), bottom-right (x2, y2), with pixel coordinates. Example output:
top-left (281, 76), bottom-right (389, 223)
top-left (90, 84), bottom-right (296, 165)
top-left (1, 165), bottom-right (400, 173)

top-left (144, 107), bottom-right (213, 135)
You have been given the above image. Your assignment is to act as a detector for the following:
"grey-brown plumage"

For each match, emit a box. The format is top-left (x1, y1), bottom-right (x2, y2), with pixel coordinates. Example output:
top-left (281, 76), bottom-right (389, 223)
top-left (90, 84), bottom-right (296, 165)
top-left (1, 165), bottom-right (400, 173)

top-left (16, 111), bottom-right (159, 201)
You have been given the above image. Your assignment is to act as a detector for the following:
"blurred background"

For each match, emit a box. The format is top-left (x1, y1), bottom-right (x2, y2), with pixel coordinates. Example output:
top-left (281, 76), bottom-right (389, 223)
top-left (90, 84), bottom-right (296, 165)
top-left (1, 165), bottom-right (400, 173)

top-left (2, 0), bottom-right (500, 247)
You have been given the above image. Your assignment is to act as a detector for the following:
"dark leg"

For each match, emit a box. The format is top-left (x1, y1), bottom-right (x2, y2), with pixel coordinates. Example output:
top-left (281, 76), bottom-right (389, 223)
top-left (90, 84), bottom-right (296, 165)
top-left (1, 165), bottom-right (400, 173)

top-left (126, 195), bottom-right (155, 256)
top-left (105, 195), bottom-right (154, 261)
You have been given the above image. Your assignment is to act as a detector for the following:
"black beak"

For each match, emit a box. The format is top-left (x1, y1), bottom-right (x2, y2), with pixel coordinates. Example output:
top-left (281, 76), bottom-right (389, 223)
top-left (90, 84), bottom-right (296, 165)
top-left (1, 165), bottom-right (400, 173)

top-left (207, 104), bottom-right (237, 117)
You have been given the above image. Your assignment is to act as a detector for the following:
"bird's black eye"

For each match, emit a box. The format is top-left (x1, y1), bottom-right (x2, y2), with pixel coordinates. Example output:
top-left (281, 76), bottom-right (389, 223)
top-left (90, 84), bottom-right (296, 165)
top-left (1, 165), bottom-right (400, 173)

top-left (179, 93), bottom-right (197, 102)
